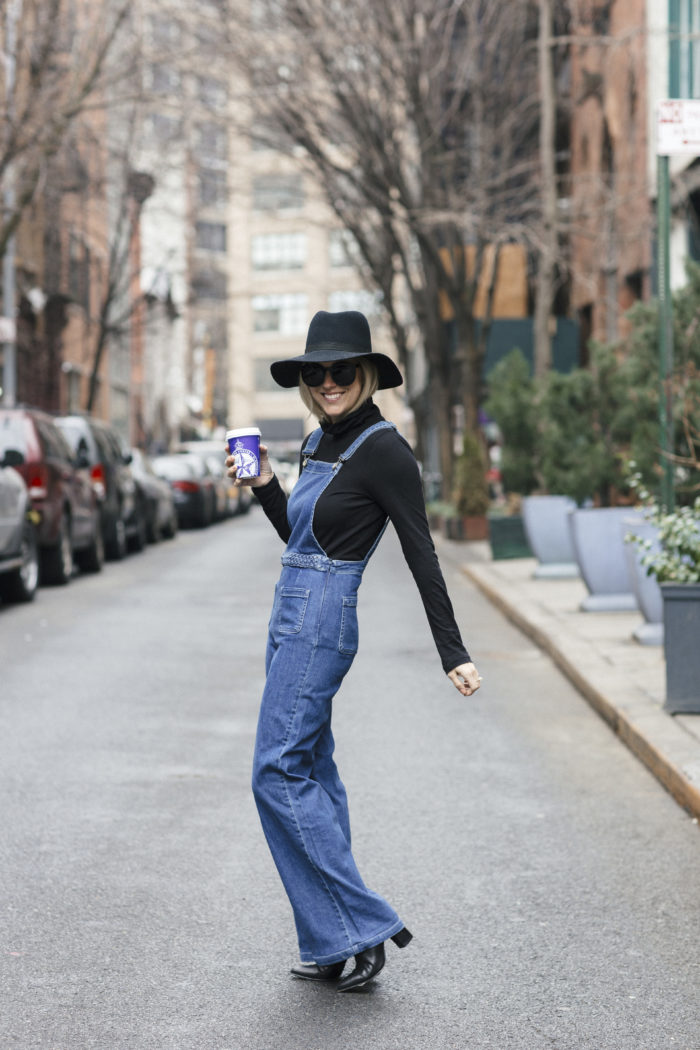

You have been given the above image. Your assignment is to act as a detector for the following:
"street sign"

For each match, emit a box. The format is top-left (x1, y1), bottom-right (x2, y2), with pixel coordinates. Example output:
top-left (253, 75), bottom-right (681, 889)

top-left (0, 317), bottom-right (16, 342)
top-left (657, 98), bottom-right (700, 156)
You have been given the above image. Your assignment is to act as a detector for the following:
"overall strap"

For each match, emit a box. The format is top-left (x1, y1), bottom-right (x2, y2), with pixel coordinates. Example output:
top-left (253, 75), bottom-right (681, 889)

top-left (301, 426), bottom-right (324, 460)
top-left (338, 420), bottom-right (396, 463)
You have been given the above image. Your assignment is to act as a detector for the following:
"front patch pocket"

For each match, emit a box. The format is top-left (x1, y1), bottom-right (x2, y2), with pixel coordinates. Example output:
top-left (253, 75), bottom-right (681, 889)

top-left (338, 596), bottom-right (359, 655)
top-left (278, 586), bottom-right (310, 634)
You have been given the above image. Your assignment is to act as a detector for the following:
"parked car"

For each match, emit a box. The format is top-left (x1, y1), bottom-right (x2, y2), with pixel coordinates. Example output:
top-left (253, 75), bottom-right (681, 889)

top-left (178, 440), bottom-right (252, 515)
top-left (54, 415), bottom-right (146, 558)
top-left (129, 449), bottom-right (178, 542)
top-left (0, 407), bottom-right (103, 584)
top-left (151, 453), bottom-right (217, 528)
top-left (0, 450), bottom-right (40, 603)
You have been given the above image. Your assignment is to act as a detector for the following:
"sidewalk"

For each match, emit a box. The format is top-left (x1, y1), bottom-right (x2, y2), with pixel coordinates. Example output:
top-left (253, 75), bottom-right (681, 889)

top-left (441, 538), bottom-right (700, 821)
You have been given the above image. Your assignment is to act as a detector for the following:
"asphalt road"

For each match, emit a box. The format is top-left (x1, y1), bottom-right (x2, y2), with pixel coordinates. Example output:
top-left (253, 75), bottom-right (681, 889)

top-left (1, 508), bottom-right (699, 1049)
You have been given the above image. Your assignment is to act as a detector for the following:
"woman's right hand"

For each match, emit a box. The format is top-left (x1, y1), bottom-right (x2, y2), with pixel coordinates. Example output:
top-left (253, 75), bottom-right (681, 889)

top-left (225, 442), bottom-right (275, 488)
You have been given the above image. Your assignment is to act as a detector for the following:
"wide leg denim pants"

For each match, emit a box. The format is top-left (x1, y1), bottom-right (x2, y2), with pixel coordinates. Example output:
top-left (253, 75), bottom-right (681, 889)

top-left (252, 422), bottom-right (405, 965)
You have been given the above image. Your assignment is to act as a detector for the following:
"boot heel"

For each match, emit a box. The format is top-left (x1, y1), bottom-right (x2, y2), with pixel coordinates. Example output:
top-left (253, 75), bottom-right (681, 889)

top-left (391, 927), bottom-right (413, 948)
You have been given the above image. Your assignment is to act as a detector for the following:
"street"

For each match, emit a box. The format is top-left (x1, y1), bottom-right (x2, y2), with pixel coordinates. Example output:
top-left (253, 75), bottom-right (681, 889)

top-left (1, 507), bottom-right (699, 1050)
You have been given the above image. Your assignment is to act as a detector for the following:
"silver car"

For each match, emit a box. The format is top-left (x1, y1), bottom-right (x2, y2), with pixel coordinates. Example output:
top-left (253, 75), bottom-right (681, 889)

top-left (0, 449), bottom-right (40, 603)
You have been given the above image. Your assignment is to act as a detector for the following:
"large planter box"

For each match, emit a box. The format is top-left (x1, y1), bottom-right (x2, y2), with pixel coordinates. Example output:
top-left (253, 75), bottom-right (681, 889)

top-left (487, 514), bottom-right (532, 560)
top-left (662, 582), bottom-right (700, 714)
top-left (569, 507), bottom-right (638, 612)
top-left (521, 495), bottom-right (579, 578)
top-left (622, 515), bottom-right (663, 646)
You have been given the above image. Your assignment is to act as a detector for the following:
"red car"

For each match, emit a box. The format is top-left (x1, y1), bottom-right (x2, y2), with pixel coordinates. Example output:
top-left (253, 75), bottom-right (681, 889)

top-left (0, 407), bottom-right (104, 584)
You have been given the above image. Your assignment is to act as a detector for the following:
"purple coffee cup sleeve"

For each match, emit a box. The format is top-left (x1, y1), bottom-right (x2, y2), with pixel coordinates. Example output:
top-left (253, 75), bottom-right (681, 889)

top-left (226, 427), bottom-right (261, 479)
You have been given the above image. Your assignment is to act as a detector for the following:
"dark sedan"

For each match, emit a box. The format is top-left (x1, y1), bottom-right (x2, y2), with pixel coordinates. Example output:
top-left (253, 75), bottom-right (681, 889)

top-left (129, 449), bottom-right (178, 542)
top-left (54, 414), bottom-right (144, 558)
top-left (152, 453), bottom-right (217, 528)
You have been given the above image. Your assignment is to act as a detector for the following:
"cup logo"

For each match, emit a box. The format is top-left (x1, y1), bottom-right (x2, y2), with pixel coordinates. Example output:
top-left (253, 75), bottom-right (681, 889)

top-left (233, 438), bottom-right (259, 477)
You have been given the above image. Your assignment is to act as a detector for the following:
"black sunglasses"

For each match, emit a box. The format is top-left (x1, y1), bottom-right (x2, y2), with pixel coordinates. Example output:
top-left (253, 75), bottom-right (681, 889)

top-left (300, 361), bottom-right (359, 387)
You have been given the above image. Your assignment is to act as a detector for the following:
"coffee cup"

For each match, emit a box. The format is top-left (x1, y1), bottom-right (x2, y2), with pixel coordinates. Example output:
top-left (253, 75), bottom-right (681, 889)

top-left (226, 427), bottom-right (261, 479)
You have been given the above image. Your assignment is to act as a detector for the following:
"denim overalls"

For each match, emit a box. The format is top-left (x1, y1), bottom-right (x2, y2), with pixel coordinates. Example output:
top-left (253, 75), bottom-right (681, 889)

top-left (252, 421), bottom-right (406, 965)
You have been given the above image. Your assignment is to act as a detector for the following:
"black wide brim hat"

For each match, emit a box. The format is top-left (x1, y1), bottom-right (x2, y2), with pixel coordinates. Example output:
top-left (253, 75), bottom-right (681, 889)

top-left (269, 309), bottom-right (403, 390)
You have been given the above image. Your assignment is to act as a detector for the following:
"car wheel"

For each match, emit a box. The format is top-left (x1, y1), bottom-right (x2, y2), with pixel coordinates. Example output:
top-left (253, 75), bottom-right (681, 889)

top-left (76, 512), bottom-right (104, 574)
top-left (0, 521), bottom-right (40, 603)
top-left (106, 516), bottom-right (127, 561)
top-left (163, 509), bottom-right (178, 539)
top-left (129, 506), bottom-right (147, 553)
top-left (42, 510), bottom-right (73, 585)
top-left (147, 504), bottom-right (161, 544)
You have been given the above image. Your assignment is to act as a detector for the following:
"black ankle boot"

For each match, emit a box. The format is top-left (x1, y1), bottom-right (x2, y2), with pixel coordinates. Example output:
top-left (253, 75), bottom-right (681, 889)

top-left (336, 927), bottom-right (413, 993)
top-left (336, 943), bottom-right (385, 992)
top-left (290, 960), bottom-right (345, 982)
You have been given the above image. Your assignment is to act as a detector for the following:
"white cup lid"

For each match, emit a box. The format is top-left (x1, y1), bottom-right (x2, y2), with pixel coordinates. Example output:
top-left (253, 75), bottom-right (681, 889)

top-left (226, 427), bottom-right (261, 439)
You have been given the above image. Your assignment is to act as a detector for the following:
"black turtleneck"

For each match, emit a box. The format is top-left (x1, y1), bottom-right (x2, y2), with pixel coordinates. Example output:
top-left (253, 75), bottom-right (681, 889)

top-left (254, 399), bottom-right (470, 672)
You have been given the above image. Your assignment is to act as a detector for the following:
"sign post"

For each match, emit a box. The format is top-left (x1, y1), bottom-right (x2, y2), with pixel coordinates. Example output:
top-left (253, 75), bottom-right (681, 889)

top-left (654, 100), bottom-right (700, 510)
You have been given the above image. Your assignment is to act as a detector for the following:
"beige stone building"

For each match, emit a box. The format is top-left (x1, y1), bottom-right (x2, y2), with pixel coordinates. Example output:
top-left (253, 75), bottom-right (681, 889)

top-left (225, 136), bottom-right (405, 457)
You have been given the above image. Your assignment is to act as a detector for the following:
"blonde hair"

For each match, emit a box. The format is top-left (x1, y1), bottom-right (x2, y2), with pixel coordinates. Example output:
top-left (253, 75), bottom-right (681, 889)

top-left (299, 358), bottom-right (379, 423)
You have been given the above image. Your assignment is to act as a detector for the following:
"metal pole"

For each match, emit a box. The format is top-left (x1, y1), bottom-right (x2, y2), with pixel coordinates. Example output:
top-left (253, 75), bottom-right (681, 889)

top-left (657, 154), bottom-right (675, 511)
top-left (1, 0), bottom-right (21, 408)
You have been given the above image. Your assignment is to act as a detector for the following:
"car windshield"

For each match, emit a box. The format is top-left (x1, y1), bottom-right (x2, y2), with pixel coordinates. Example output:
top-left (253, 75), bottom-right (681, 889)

top-left (153, 457), bottom-right (195, 480)
top-left (53, 419), bottom-right (83, 452)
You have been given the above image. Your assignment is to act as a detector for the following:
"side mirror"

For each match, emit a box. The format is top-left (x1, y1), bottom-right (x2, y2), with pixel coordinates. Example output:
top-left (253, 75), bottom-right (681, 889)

top-left (122, 451), bottom-right (133, 465)
top-left (1, 448), bottom-right (25, 468)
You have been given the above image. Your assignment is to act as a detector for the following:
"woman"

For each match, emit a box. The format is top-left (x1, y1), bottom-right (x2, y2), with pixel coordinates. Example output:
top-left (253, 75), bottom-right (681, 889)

top-left (227, 310), bottom-right (481, 992)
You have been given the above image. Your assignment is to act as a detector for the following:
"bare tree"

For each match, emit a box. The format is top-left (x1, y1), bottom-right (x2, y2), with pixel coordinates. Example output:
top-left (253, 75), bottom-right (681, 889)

top-left (0, 0), bottom-right (132, 259)
top-left (227, 0), bottom-right (542, 494)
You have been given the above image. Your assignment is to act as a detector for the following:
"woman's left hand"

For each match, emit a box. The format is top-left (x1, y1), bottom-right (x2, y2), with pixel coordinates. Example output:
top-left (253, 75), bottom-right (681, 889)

top-left (447, 662), bottom-right (482, 697)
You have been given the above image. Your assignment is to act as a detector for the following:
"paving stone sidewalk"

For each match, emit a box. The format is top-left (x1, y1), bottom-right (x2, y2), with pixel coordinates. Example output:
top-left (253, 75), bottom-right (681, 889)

top-left (439, 537), bottom-right (700, 821)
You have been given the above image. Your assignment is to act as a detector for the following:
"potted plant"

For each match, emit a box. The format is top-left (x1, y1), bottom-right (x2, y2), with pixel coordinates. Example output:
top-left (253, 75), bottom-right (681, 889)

top-left (446, 431), bottom-right (490, 541)
top-left (537, 342), bottom-right (659, 610)
top-left (482, 350), bottom-right (534, 559)
top-left (627, 496), bottom-right (700, 713)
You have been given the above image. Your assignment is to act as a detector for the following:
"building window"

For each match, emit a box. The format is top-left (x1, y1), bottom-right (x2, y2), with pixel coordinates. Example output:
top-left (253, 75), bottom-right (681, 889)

top-left (197, 76), bottom-right (228, 110)
top-left (670, 0), bottom-right (700, 97)
top-left (198, 168), bottom-right (227, 206)
top-left (195, 221), bottom-right (227, 252)
top-left (196, 122), bottom-right (228, 164)
top-left (251, 232), bottom-right (306, 270)
top-left (252, 293), bottom-right (307, 334)
top-left (192, 269), bottom-right (227, 300)
top-left (328, 289), bottom-right (382, 315)
top-left (68, 233), bottom-right (90, 313)
top-left (148, 62), bottom-right (180, 95)
top-left (253, 174), bottom-right (304, 211)
top-left (329, 229), bottom-right (360, 268)
top-left (253, 358), bottom-right (284, 392)
top-left (147, 112), bottom-right (183, 144)
top-left (148, 14), bottom-right (181, 48)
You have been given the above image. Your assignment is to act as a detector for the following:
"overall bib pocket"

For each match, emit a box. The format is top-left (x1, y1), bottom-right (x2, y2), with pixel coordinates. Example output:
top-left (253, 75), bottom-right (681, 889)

top-left (338, 595), bottom-right (359, 655)
top-left (278, 586), bottom-right (311, 634)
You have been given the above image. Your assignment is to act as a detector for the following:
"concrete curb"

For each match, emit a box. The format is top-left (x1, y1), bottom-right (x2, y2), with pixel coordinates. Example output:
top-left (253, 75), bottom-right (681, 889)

top-left (461, 560), bottom-right (700, 822)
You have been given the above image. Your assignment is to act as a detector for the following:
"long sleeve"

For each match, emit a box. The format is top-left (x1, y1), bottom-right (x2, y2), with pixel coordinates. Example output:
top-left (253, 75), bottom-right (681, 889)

top-left (364, 432), bottom-right (471, 673)
top-left (253, 475), bottom-right (291, 544)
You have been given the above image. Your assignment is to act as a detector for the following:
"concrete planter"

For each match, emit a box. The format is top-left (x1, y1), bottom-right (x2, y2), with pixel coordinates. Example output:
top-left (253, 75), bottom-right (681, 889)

top-left (622, 515), bottom-right (663, 646)
top-left (521, 495), bottom-right (579, 578)
top-left (569, 506), bottom-right (637, 612)
top-left (662, 583), bottom-right (700, 714)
